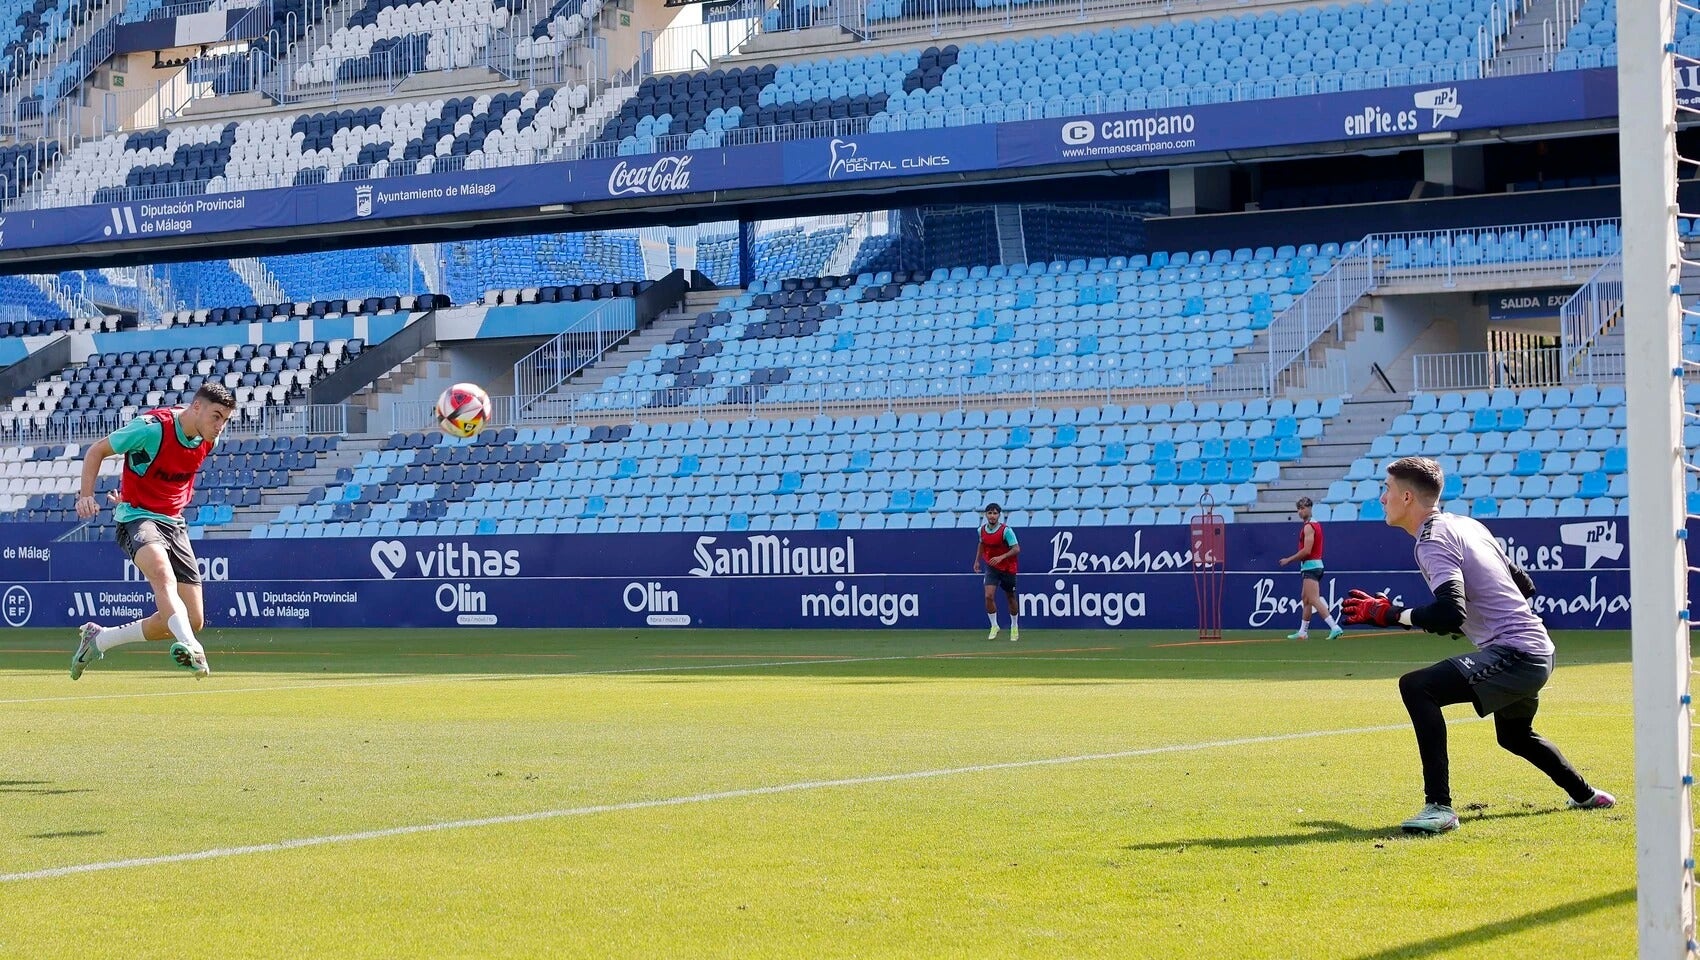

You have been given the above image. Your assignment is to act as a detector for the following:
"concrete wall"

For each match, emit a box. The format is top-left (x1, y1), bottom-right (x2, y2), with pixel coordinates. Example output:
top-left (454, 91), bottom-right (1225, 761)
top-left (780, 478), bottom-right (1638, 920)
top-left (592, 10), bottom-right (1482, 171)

top-left (1341, 292), bottom-right (1478, 393)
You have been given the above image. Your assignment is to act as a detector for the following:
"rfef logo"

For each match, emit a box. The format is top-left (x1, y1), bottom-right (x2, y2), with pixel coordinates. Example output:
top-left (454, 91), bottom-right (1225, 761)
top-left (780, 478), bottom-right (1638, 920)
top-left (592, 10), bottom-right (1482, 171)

top-left (2, 585), bottom-right (31, 626)
top-left (1061, 121), bottom-right (1095, 145)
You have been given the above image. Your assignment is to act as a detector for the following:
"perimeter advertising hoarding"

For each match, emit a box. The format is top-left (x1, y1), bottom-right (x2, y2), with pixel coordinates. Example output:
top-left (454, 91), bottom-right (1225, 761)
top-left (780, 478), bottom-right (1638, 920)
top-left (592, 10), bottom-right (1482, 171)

top-left (0, 518), bottom-right (1630, 631)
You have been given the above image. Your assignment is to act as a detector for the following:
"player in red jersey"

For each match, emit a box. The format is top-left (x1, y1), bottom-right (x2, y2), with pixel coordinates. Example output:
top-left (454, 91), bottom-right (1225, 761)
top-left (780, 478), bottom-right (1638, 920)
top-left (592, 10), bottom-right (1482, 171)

top-left (69, 382), bottom-right (236, 680)
top-left (972, 502), bottom-right (1022, 642)
top-left (1278, 496), bottom-right (1343, 641)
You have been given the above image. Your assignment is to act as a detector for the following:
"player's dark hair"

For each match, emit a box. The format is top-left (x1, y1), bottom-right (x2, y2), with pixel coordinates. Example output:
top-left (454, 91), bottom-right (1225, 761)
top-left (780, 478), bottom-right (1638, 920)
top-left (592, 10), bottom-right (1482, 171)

top-left (1386, 456), bottom-right (1443, 501)
top-left (195, 381), bottom-right (236, 409)
top-left (983, 502), bottom-right (1002, 513)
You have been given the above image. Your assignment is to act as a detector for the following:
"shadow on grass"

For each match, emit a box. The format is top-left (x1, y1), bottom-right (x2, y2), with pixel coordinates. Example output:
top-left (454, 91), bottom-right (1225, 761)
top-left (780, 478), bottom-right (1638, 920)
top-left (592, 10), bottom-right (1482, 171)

top-left (1346, 887), bottom-right (1634, 959)
top-left (1124, 806), bottom-right (1571, 851)
top-left (27, 830), bottom-right (104, 839)
top-left (0, 777), bottom-right (91, 796)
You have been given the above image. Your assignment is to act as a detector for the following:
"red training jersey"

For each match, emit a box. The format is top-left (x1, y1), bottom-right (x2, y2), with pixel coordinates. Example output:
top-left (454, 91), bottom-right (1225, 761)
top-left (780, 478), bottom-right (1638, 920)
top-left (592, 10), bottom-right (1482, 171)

top-left (119, 407), bottom-right (211, 519)
top-left (980, 523), bottom-right (1018, 573)
top-left (1297, 520), bottom-right (1324, 561)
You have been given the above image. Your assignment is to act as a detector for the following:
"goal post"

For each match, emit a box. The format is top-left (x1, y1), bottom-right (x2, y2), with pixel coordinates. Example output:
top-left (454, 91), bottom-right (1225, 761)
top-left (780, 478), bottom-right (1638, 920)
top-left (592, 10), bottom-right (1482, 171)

top-left (1619, 0), bottom-right (1699, 954)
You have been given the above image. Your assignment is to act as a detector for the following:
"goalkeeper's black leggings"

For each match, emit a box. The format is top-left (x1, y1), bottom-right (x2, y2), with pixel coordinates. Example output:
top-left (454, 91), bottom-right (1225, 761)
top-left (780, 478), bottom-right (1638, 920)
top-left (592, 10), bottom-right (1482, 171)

top-left (1398, 659), bottom-right (1593, 808)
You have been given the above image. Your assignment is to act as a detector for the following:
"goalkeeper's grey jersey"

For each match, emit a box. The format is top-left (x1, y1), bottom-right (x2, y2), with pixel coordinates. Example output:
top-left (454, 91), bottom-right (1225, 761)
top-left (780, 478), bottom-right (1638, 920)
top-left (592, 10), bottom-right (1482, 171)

top-left (1413, 511), bottom-right (1553, 655)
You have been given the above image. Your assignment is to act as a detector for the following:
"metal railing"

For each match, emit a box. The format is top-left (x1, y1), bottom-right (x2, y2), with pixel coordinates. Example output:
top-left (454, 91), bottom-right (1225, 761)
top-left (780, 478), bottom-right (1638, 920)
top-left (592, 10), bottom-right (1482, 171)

top-left (252, 402), bottom-right (350, 435)
top-left (391, 392), bottom-right (523, 433)
top-left (1369, 217), bottom-right (1619, 289)
top-left (5, 19), bottom-right (117, 126)
top-left (265, 21), bottom-right (519, 105)
top-left (25, 272), bottom-right (104, 319)
top-left (386, 360), bottom-right (1349, 433)
top-left (512, 297), bottom-right (638, 413)
top-left (859, 0), bottom-right (1179, 43)
top-left (0, 402), bottom-right (351, 446)
top-left (1559, 251), bottom-right (1623, 374)
top-left (1411, 346), bottom-right (1570, 393)
top-left (638, 9), bottom-right (764, 77)
top-left (122, 0), bottom-right (269, 22)
top-left (1264, 244), bottom-right (1374, 394)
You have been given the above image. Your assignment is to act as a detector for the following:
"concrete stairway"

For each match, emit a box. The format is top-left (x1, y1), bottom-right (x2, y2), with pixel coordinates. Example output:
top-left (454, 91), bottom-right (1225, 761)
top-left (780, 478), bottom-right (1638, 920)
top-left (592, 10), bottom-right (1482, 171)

top-left (1238, 395), bottom-right (1412, 522)
top-left (523, 287), bottom-right (739, 419)
top-left (1490, 0), bottom-right (1570, 74)
top-left (347, 344), bottom-right (452, 422)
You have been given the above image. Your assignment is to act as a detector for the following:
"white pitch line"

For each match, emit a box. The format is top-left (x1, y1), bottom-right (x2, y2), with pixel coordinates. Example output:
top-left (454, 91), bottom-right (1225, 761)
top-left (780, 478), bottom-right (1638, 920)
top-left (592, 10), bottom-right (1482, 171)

top-left (0, 651), bottom-right (1502, 706)
top-left (0, 719), bottom-right (1433, 884)
top-left (0, 655), bottom-right (923, 705)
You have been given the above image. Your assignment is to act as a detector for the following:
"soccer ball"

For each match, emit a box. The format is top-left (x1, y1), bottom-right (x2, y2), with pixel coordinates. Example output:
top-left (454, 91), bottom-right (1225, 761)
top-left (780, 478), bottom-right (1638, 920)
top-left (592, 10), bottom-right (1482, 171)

top-left (436, 382), bottom-right (491, 438)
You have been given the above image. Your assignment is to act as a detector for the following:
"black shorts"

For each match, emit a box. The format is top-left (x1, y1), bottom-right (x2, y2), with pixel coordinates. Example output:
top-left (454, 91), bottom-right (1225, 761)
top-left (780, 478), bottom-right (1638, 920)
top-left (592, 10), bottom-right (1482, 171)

top-left (983, 568), bottom-right (1018, 592)
top-left (116, 518), bottom-right (201, 585)
top-left (1301, 567), bottom-right (1325, 582)
top-left (1445, 644), bottom-right (1553, 719)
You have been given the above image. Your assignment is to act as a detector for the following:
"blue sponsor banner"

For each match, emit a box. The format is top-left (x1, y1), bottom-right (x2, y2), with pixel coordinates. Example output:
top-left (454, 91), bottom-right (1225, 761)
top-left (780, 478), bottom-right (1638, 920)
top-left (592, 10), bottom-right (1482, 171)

top-left (996, 70), bottom-right (1617, 168)
top-left (0, 517), bottom-right (1633, 631)
top-left (780, 126), bottom-right (1001, 185)
top-left (0, 143), bottom-right (787, 252)
top-left (0, 71), bottom-right (1623, 255)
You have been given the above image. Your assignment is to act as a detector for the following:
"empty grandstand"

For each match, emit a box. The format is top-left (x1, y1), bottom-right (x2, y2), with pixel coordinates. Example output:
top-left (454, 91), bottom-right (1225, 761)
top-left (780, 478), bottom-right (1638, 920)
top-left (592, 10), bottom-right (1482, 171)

top-left (0, 0), bottom-right (1655, 547)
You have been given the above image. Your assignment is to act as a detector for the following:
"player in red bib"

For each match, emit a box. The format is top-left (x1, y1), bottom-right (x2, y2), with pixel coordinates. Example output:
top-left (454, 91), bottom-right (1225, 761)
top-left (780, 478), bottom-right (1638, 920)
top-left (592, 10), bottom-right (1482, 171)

top-left (1278, 496), bottom-right (1343, 640)
top-left (971, 502), bottom-right (1022, 642)
top-left (69, 382), bottom-right (236, 680)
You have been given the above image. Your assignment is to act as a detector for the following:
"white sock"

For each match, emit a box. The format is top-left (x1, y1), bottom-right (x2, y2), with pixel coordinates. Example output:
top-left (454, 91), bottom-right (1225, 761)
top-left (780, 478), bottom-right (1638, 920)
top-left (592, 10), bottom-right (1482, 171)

top-left (166, 612), bottom-right (202, 652)
top-left (96, 620), bottom-right (147, 653)
top-left (988, 613), bottom-right (999, 629)
top-left (1323, 615), bottom-right (1340, 630)
top-left (1009, 616), bottom-right (1019, 631)
top-left (1296, 618), bottom-right (1309, 634)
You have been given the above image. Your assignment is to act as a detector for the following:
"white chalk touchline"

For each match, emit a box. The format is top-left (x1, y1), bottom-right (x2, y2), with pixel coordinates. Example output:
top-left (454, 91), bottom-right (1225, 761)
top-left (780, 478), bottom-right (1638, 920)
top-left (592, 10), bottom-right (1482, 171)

top-left (0, 655), bottom-right (923, 705)
top-left (0, 651), bottom-right (1471, 706)
top-left (0, 719), bottom-right (1429, 884)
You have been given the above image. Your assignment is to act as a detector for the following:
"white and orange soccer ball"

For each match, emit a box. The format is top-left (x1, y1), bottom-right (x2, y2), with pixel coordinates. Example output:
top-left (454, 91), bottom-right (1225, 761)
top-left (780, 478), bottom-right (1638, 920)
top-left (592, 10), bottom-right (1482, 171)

top-left (435, 382), bottom-right (492, 438)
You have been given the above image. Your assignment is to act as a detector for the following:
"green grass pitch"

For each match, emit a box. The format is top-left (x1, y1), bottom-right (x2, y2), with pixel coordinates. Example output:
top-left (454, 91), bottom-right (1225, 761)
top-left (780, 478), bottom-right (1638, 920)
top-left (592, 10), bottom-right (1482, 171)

top-left (0, 627), bottom-right (1638, 959)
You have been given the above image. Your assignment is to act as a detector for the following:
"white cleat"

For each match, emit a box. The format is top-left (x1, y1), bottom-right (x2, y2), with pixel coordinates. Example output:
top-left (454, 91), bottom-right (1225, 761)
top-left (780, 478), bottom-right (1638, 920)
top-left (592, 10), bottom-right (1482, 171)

top-left (1400, 802), bottom-right (1459, 834)
top-left (170, 640), bottom-right (210, 679)
top-left (70, 623), bottom-right (102, 680)
top-left (986, 626), bottom-right (1000, 642)
top-left (1568, 789), bottom-right (1616, 810)
top-left (1009, 627), bottom-right (1020, 643)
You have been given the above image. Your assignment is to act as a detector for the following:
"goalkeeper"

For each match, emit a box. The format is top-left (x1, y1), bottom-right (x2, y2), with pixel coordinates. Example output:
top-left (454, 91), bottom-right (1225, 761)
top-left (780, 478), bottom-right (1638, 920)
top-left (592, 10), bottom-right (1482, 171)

top-left (1341, 456), bottom-right (1614, 834)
